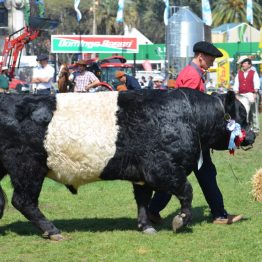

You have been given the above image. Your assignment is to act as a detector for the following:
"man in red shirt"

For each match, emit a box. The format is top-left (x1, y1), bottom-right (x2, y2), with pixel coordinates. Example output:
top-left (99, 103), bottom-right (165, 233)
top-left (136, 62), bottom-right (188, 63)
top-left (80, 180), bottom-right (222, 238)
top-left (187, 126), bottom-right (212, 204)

top-left (176, 41), bottom-right (221, 91)
top-left (149, 41), bottom-right (243, 226)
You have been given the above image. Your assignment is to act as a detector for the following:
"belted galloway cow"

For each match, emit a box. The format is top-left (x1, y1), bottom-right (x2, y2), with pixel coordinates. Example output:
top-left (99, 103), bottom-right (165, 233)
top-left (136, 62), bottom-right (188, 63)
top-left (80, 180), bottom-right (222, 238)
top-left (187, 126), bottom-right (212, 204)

top-left (0, 89), bottom-right (255, 240)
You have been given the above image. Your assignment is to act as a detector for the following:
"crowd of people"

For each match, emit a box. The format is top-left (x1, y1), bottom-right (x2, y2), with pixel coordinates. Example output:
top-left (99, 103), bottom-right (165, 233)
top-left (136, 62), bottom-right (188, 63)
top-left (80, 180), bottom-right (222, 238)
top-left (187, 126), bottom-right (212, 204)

top-left (1, 44), bottom-right (261, 137)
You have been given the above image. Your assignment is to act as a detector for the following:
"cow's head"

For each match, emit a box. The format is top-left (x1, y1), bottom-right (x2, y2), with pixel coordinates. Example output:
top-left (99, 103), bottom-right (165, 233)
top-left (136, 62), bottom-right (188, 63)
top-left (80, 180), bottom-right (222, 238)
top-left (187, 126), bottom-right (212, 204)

top-left (212, 91), bottom-right (256, 151)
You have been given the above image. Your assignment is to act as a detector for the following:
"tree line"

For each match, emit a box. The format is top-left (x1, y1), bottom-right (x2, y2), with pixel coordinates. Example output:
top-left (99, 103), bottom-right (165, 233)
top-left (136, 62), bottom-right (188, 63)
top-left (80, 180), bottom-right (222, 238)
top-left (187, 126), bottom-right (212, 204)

top-left (43, 0), bottom-right (262, 43)
top-left (31, 0), bottom-right (262, 63)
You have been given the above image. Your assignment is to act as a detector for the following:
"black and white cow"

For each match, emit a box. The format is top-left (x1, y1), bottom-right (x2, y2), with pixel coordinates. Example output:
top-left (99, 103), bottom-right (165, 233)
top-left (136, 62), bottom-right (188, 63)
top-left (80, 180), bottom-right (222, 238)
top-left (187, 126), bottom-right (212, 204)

top-left (0, 89), bottom-right (255, 240)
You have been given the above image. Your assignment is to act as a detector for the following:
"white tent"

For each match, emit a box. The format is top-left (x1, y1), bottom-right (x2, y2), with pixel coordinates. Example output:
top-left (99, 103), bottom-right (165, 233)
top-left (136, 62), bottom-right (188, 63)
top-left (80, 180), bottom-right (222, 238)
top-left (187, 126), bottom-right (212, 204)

top-left (124, 25), bottom-right (153, 45)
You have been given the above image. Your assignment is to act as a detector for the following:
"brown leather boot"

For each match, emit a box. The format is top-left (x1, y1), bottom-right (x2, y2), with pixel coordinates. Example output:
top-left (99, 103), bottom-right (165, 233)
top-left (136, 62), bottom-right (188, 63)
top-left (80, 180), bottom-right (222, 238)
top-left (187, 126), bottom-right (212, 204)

top-left (213, 214), bottom-right (243, 225)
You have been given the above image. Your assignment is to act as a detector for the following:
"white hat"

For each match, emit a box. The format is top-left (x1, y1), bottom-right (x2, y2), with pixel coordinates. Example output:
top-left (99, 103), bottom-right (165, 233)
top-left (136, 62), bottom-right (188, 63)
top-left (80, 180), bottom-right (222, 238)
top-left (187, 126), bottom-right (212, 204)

top-left (1, 66), bottom-right (8, 71)
top-left (237, 55), bottom-right (248, 64)
top-left (153, 75), bottom-right (164, 82)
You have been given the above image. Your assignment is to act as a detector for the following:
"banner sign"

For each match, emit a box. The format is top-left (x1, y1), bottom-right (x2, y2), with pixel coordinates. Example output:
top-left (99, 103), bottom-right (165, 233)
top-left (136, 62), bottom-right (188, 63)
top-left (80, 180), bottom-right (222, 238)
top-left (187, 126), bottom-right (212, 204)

top-left (259, 27), bottom-right (262, 48)
top-left (51, 35), bottom-right (138, 53)
top-left (216, 48), bottom-right (230, 88)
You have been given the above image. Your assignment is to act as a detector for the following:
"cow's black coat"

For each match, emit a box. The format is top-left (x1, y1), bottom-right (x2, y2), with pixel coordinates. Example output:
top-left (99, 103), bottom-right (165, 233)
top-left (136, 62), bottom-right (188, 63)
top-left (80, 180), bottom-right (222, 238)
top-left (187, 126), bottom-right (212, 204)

top-left (0, 89), bottom-right (255, 238)
top-left (101, 89), bottom-right (255, 231)
top-left (101, 89), bottom-right (249, 185)
top-left (0, 94), bottom-right (58, 235)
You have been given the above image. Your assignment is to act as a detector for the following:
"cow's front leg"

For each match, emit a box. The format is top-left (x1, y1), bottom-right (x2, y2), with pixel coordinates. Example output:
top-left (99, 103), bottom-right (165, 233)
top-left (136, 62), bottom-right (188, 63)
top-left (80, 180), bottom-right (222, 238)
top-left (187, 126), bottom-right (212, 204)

top-left (12, 190), bottom-right (62, 240)
top-left (132, 183), bottom-right (156, 234)
top-left (7, 157), bottom-right (63, 241)
top-left (172, 180), bottom-right (193, 232)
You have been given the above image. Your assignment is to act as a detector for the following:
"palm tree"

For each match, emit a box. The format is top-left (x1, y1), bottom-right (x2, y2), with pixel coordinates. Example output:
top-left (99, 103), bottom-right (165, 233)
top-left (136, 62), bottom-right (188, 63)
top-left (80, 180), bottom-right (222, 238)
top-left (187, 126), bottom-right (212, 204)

top-left (126, 0), bottom-right (166, 43)
top-left (212, 0), bottom-right (262, 29)
top-left (124, 0), bottom-right (140, 30)
top-left (93, 0), bottom-right (138, 35)
top-left (95, 0), bottom-right (118, 34)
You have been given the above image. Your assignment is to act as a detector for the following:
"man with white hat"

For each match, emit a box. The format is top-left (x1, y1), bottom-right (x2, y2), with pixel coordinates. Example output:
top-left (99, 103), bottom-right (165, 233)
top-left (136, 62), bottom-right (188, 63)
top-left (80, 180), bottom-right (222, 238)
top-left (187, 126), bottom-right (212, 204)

top-left (153, 75), bottom-right (166, 89)
top-left (0, 66), bottom-right (10, 92)
top-left (233, 57), bottom-right (260, 134)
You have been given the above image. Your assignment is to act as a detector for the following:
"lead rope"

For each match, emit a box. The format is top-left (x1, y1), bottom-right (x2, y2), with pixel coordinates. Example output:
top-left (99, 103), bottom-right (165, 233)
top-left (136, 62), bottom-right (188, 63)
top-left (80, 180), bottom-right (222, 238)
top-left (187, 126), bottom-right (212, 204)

top-left (215, 96), bottom-right (242, 184)
top-left (227, 158), bottom-right (242, 184)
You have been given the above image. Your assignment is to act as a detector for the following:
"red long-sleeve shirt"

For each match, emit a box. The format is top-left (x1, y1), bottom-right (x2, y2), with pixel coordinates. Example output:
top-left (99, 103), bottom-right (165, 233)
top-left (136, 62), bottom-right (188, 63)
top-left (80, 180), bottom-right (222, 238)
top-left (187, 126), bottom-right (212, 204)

top-left (176, 64), bottom-right (205, 92)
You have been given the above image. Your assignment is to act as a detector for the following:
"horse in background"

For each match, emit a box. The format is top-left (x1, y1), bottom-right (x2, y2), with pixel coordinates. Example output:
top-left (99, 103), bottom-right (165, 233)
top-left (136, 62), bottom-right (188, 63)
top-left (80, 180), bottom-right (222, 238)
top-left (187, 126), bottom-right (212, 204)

top-left (57, 64), bottom-right (74, 93)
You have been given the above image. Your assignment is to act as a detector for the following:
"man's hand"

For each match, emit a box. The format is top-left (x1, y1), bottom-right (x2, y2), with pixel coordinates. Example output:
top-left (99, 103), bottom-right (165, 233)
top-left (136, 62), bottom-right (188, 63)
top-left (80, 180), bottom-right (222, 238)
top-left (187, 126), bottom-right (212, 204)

top-left (85, 80), bottom-right (101, 91)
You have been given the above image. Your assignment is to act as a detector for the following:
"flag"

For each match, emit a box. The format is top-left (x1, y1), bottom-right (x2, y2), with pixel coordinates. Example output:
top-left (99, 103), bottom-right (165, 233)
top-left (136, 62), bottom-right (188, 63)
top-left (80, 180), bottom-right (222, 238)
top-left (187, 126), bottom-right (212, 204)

top-left (201, 0), bottom-right (212, 26)
top-left (238, 23), bottom-right (247, 42)
top-left (116, 0), bottom-right (124, 23)
top-left (74, 0), bottom-right (82, 22)
top-left (163, 0), bottom-right (169, 26)
top-left (142, 60), bottom-right (152, 71)
top-left (246, 0), bottom-right (253, 25)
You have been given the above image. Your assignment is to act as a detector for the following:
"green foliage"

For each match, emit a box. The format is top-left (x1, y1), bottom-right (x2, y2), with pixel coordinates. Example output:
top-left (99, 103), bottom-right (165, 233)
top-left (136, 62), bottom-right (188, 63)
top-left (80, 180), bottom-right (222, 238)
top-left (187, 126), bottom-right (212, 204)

top-left (35, 0), bottom-right (262, 46)
top-left (0, 117), bottom-right (261, 261)
top-left (212, 0), bottom-right (262, 29)
top-left (28, 0), bottom-right (262, 62)
top-left (40, 0), bottom-right (201, 43)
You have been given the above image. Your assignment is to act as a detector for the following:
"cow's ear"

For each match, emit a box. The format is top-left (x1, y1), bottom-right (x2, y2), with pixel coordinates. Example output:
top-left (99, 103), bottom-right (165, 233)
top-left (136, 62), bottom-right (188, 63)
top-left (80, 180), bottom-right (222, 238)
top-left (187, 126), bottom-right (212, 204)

top-left (225, 90), bottom-right (236, 118)
top-left (225, 90), bottom-right (235, 103)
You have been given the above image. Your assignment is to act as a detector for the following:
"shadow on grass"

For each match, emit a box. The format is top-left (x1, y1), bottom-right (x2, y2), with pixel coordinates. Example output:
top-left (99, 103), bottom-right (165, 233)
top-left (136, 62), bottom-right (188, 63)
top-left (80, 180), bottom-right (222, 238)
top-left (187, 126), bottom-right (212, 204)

top-left (0, 217), bottom-right (138, 236)
top-left (0, 205), bottom-right (237, 237)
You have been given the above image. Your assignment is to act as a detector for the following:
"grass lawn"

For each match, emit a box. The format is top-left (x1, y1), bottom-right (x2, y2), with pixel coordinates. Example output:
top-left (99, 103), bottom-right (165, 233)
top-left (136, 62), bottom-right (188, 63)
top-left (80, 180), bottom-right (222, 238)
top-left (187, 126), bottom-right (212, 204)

top-left (0, 117), bottom-right (262, 262)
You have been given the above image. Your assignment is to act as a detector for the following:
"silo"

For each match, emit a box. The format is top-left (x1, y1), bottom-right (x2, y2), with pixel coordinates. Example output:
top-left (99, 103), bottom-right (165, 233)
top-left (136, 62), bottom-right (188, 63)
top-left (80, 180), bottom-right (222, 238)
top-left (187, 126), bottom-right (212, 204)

top-left (166, 6), bottom-right (205, 76)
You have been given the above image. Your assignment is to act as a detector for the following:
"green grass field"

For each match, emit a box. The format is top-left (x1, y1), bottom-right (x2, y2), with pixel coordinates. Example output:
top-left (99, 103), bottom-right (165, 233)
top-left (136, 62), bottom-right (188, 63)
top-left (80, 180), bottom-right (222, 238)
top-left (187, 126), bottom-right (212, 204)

top-left (0, 117), bottom-right (261, 262)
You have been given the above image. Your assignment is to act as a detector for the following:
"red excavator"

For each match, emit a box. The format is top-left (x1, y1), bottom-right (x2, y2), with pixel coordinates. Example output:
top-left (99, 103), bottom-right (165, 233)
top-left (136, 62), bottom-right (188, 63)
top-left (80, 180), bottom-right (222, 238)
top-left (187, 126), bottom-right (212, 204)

top-left (0, 16), bottom-right (59, 92)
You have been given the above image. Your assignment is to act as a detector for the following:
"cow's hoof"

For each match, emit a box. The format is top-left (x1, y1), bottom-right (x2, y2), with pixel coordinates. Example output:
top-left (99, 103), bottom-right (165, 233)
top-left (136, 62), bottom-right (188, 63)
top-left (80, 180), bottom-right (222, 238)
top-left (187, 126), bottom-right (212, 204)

top-left (49, 234), bottom-right (64, 241)
top-left (172, 214), bottom-right (184, 232)
top-left (143, 227), bottom-right (157, 234)
top-left (43, 231), bottom-right (64, 241)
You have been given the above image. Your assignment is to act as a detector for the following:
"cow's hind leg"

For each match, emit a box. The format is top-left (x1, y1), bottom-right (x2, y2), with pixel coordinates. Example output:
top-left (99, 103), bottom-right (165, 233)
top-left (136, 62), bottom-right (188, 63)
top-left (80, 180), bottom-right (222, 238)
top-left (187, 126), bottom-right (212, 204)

top-left (7, 157), bottom-right (63, 240)
top-left (154, 165), bottom-right (193, 232)
top-left (132, 184), bottom-right (156, 234)
top-left (171, 179), bottom-right (193, 232)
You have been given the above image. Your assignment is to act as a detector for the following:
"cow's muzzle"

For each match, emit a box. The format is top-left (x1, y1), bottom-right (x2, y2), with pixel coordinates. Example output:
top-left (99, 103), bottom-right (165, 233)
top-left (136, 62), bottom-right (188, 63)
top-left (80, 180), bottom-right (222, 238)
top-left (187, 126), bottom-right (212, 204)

top-left (241, 129), bottom-right (256, 148)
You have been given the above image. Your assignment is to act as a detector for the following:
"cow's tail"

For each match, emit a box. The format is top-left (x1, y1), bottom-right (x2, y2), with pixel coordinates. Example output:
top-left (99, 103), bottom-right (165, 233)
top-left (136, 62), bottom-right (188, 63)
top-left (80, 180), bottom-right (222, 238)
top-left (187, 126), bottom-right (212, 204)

top-left (0, 176), bottom-right (7, 219)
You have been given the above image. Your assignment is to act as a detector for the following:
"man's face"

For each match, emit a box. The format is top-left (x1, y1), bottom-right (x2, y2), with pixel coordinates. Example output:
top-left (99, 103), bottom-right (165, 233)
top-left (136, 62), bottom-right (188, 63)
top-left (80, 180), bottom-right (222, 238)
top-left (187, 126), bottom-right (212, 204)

top-left (241, 61), bottom-right (251, 71)
top-left (118, 75), bottom-right (126, 83)
top-left (199, 53), bottom-right (216, 70)
top-left (78, 65), bottom-right (86, 72)
top-left (154, 80), bottom-right (163, 88)
top-left (39, 59), bottom-right (48, 68)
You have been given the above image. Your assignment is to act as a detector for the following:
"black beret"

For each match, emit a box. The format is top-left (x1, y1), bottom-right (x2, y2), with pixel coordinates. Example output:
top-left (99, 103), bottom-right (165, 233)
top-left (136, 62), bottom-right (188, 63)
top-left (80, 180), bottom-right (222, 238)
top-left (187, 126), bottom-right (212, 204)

top-left (36, 54), bottom-right (49, 61)
top-left (193, 41), bottom-right (223, 58)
